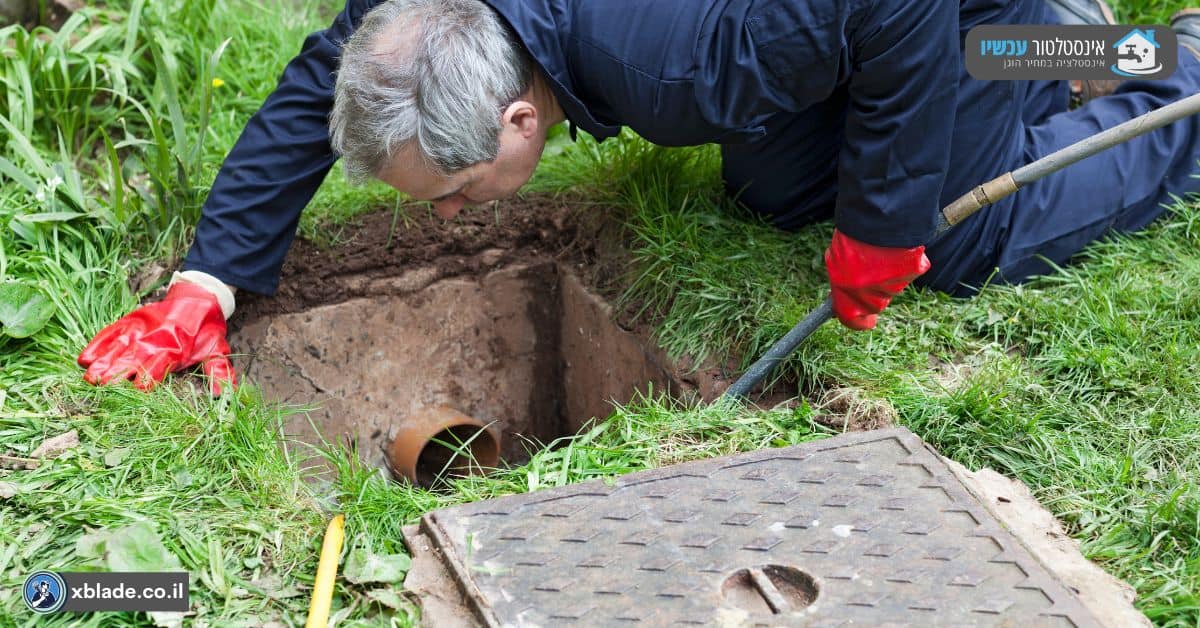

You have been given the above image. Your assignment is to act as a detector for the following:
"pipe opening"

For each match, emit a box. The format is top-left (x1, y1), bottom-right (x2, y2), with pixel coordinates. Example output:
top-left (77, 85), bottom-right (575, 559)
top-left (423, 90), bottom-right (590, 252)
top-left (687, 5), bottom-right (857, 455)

top-left (386, 409), bottom-right (502, 486)
top-left (414, 424), bottom-right (499, 485)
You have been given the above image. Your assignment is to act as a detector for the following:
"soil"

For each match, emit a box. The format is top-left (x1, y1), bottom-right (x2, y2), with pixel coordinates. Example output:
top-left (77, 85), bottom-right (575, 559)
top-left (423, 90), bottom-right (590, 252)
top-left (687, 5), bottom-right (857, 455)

top-left (232, 197), bottom-right (592, 320)
top-left (813, 386), bottom-right (896, 432)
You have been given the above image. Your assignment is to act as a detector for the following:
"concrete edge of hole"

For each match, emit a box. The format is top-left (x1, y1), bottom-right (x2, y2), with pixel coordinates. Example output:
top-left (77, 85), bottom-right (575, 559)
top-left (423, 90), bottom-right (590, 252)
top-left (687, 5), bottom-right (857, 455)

top-left (401, 524), bottom-right (481, 627)
top-left (941, 456), bottom-right (1151, 628)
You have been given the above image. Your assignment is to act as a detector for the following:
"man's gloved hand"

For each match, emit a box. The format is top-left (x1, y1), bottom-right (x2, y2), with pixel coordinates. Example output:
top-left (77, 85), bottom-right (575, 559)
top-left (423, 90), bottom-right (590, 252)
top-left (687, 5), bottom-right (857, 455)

top-left (824, 229), bottom-right (931, 331)
top-left (77, 281), bottom-right (236, 395)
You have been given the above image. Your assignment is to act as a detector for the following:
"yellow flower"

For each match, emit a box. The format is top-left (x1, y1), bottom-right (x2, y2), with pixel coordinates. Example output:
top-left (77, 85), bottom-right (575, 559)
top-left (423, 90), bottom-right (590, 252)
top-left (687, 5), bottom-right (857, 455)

top-left (211, 78), bottom-right (226, 88)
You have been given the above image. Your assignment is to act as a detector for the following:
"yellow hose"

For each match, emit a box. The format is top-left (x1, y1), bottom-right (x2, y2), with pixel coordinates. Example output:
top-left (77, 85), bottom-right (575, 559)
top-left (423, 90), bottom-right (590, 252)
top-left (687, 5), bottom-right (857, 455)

top-left (305, 514), bottom-right (345, 628)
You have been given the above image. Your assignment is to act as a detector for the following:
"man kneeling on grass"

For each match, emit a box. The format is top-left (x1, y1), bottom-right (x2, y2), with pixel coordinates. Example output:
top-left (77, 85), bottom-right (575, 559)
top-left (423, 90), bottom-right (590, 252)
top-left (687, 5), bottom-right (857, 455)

top-left (78, 0), bottom-right (1200, 394)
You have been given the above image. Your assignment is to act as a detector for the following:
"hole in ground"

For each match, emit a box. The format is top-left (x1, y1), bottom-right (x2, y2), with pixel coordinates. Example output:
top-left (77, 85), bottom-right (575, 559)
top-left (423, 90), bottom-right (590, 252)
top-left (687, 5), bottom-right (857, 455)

top-left (231, 257), bottom-right (680, 481)
top-left (227, 199), bottom-right (802, 483)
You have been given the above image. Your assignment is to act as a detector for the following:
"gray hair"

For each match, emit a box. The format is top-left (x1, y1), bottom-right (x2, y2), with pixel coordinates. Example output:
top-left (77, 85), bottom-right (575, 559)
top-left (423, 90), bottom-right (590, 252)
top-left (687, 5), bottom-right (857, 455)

top-left (329, 0), bottom-right (534, 180)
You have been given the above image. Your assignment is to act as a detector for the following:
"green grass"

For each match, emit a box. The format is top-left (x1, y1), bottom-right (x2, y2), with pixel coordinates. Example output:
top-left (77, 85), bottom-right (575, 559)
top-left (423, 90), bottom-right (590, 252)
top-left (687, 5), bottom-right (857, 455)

top-left (2, 0), bottom-right (1200, 625)
top-left (1113, 0), bottom-right (1185, 24)
top-left (300, 168), bottom-right (403, 247)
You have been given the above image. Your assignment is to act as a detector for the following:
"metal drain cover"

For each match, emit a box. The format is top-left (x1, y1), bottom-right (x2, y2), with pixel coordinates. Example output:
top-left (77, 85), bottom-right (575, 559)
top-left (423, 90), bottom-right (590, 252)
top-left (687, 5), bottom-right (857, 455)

top-left (402, 428), bottom-right (1099, 626)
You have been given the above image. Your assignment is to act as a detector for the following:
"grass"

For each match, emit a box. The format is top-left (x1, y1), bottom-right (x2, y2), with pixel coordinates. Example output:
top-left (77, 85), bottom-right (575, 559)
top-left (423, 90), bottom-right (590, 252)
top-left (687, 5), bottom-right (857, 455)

top-left (1, 0), bottom-right (1199, 625)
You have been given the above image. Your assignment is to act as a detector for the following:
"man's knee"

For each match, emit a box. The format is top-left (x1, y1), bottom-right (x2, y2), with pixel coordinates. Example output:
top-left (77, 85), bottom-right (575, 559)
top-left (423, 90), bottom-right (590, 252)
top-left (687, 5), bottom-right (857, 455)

top-left (720, 161), bottom-right (837, 231)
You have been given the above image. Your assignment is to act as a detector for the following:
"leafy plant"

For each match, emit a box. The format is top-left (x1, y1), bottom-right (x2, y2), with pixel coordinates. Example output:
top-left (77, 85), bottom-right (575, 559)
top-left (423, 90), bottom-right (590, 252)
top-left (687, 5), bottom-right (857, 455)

top-left (0, 282), bottom-right (56, 338)
top-left (0, 6), bottom-right (144, 151)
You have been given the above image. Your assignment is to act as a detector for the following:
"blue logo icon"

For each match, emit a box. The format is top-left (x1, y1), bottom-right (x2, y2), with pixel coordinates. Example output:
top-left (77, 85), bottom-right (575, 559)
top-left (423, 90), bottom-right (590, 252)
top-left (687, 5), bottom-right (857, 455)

top-left (1112, 28), bottom-right (1163, 76)
top-left (23, 571), bottom-right (66, 613)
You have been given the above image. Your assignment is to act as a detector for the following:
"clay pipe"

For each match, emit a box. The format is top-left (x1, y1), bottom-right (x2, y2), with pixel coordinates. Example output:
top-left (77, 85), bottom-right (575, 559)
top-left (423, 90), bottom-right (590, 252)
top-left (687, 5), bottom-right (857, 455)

top-left (387, 406), bottom-right (501, 484)
top-left (724, 91), bottom-right (1200, 400)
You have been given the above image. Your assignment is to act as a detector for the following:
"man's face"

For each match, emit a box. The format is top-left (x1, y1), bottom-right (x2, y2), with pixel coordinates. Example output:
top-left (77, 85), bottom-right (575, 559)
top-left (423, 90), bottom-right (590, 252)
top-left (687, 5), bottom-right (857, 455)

top-left (377, 99), bottom-right (546, 219)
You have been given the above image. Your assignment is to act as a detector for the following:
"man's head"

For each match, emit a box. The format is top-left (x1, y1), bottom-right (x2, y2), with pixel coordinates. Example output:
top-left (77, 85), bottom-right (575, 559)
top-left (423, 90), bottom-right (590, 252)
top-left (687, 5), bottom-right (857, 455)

top-left (330, 0), bottom-right (556, 218)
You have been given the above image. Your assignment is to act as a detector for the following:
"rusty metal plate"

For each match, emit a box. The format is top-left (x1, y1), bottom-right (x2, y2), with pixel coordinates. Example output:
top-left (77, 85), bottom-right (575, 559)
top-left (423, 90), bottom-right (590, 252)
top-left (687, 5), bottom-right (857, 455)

top-left (405, 428), bottom-right (1099, 626)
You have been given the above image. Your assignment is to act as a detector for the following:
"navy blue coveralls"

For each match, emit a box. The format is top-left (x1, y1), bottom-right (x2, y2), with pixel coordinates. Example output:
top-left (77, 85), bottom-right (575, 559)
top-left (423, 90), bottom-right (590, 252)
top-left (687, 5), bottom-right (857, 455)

top-left (183, 0), bottom-right (1200, 297)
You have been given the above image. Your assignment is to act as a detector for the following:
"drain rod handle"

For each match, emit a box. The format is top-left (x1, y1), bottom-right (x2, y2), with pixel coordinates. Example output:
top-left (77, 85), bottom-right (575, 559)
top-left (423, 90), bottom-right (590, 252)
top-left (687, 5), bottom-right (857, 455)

top-left (724, 91), bottom-right (1200, 400)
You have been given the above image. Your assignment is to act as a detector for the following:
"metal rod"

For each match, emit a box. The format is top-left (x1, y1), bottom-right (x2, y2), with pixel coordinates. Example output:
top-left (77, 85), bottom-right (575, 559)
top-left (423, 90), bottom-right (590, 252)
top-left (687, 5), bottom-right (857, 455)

top-left (724, 91), bottom-right (1200, 400)
top-left (1013, 91), bottom-right (1200, 187)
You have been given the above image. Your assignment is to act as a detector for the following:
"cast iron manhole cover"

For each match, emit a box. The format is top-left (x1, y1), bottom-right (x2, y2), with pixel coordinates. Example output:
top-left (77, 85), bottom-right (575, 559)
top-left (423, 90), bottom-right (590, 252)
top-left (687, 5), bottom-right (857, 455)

top-left (403, 428), bottom-right (1099, 626)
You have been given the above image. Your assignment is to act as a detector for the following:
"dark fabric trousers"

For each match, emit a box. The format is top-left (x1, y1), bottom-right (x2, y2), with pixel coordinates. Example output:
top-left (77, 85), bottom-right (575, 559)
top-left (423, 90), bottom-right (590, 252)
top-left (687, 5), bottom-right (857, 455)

top-left (722, 0), bottom-right (1200, 295)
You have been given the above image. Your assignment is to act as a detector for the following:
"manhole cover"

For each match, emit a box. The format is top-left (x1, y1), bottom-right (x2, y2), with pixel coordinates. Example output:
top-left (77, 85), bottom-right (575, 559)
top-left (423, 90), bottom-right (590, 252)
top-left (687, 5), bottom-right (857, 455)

top-left (403, 428), bottom-right (1099, 626)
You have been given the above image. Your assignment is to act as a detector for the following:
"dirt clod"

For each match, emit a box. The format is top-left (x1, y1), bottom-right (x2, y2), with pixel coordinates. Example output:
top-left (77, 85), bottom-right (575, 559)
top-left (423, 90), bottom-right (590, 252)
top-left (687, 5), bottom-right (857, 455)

top-left (30, 429), bottom-right (80, 459)
top-left (814, 386), bottom-right (896, 431)
top-left (128, 262), bottom-right (170, 296)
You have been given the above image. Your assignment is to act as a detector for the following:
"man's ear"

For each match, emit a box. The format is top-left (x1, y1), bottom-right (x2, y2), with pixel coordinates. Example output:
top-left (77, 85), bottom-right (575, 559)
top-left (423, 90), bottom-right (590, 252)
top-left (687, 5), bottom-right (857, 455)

top-left (502, 99), bottom-right (539, 138)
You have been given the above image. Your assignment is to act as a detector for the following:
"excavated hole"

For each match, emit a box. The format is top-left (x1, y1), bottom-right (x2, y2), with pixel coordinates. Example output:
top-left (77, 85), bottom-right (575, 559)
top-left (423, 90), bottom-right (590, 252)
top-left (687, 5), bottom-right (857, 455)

top-left (230, 258), bottom-right (680, 481)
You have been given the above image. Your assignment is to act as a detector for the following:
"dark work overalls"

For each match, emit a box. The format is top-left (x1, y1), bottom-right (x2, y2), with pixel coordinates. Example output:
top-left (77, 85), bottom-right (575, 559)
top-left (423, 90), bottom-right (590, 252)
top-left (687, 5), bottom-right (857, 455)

top-left (183, 0), bottom-right (1200, 296)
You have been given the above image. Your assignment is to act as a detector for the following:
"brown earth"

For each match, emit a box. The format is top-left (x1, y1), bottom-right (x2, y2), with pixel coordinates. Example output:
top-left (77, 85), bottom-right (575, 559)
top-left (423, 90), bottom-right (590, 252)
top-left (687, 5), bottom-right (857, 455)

top-left (231, 197), bottom-right (589, 319)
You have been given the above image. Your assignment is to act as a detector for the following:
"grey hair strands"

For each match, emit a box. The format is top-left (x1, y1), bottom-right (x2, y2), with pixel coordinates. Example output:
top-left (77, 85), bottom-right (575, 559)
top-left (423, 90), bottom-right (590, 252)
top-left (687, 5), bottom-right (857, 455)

top-left (329, 0), bottom-right (533, 181)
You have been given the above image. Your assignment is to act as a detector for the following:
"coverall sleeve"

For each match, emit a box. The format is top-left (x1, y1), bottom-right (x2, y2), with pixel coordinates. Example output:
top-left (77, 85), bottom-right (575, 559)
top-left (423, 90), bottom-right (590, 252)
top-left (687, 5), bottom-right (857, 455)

top-left (182, 1), bottom-right (375, 294)
top-left (835, 1), bottom-right (960, 248)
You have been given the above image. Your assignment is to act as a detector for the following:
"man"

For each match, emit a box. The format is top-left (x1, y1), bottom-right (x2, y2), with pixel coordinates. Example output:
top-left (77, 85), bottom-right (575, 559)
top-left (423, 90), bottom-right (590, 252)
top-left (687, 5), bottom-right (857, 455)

top-left (29, 579), bottom-right (57, 610)
top-left (78, 0), bottom-right (1200, 395)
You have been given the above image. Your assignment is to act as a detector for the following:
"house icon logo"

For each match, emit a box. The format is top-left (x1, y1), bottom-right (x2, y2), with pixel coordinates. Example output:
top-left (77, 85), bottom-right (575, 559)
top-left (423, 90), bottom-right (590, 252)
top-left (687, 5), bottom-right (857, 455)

top-left (1112, 28), bottom-right (1162, 76)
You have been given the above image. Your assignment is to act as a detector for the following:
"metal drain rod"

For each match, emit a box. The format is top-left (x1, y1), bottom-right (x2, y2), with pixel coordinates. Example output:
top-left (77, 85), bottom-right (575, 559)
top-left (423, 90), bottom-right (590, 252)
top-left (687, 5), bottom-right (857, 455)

top-left (725, 91), bottom-right (1200, 400)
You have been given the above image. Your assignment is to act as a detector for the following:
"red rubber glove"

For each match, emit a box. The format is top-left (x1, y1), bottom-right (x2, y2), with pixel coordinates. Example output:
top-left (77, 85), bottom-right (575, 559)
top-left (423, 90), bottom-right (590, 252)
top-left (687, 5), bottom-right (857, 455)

top-left (77, 282), bottom-right (236, 395)
top-left (824, 229), bottom-right (931, 331)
